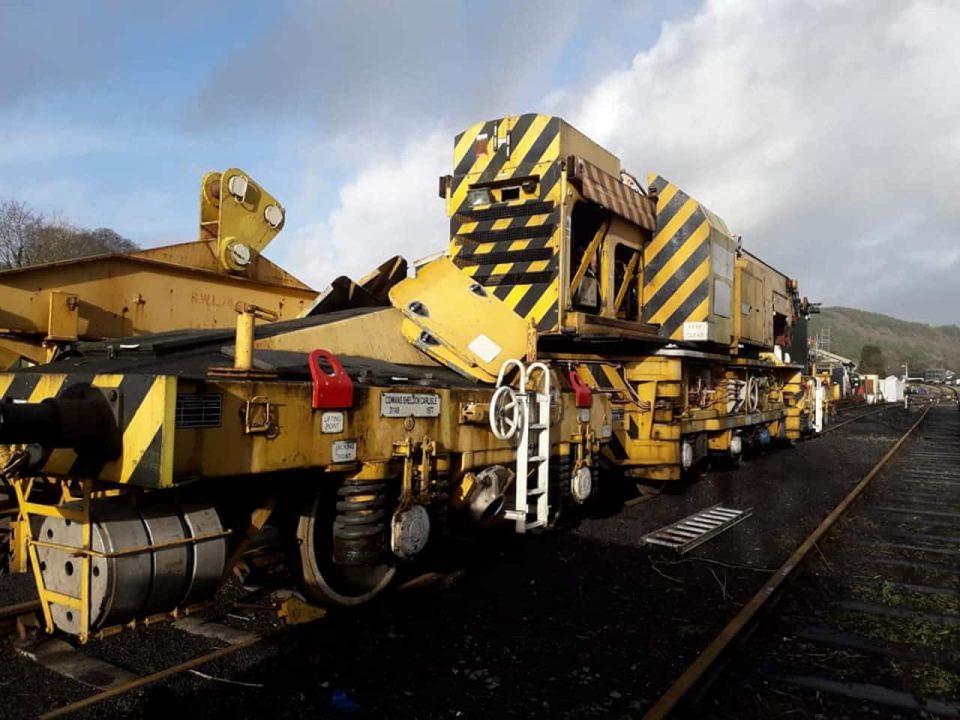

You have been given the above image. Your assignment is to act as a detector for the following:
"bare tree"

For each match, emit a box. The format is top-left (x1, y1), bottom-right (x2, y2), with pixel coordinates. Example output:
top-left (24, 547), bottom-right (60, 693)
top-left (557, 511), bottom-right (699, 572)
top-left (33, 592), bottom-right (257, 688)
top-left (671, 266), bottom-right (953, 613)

top-left (26, 223), bottom-right (138, 265)
top-left (0, 199), bottom-right (43, 268)
top-left (0, 198), bottom-right (138, 269)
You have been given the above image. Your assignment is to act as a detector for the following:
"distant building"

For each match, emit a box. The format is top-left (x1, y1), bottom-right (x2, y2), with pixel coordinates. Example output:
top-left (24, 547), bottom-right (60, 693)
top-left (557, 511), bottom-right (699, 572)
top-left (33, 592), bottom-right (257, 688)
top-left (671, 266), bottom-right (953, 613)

top-left (923, 368), bottom-right (948, 384)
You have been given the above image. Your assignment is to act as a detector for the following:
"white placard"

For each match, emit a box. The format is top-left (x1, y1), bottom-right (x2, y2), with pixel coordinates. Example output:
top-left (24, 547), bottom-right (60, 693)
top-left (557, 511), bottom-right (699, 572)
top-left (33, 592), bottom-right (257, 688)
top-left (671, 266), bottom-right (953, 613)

top-left (683, 321), bottom-right (709, 341)
top-left (332, 440), bottom-right (357, 463)
top-left (321, 411), bottom-right (344, 434)
top-left (467, 334), bottom-right (502, 364)
top-left (380, 392), bottom-right (441, 418)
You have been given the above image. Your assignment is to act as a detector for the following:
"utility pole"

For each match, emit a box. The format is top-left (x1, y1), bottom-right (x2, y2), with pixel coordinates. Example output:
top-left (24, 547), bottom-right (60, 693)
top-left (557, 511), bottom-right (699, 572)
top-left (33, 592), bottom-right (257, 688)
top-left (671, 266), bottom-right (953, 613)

top-left (902, 363), bottom-right (909, 409)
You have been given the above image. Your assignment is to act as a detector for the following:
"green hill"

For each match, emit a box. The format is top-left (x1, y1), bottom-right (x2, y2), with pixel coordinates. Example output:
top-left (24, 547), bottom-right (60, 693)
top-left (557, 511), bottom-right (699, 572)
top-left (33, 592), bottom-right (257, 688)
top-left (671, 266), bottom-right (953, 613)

top-left (808, 307), bottom-right (960, 376)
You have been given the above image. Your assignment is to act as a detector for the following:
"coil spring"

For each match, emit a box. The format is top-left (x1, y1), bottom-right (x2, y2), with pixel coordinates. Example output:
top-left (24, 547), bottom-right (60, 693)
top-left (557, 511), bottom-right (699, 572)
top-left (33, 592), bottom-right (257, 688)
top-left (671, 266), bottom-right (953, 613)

top-left (428, 468), bottom-right (450, 538)
top-left (544, 453), bottom-right (574, 526)
top-left (333, 480), bottom-right (388, 565)
top-left (553, 454), bottom-right (572, 506)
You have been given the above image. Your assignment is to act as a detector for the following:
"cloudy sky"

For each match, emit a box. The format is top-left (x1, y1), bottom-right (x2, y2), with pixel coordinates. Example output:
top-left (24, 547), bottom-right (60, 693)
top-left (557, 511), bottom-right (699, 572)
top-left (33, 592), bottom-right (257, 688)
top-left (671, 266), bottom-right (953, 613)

top-left (2, 0), bottom-right (957, 323)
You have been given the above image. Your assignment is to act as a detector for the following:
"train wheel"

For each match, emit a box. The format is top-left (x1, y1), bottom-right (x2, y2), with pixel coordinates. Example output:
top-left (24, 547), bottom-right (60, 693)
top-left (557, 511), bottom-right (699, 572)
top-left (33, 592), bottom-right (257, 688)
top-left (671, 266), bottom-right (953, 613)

top-left (294, 485), bottom-right (396, 606)
top-left (682, 457), bottom-right (711, 481)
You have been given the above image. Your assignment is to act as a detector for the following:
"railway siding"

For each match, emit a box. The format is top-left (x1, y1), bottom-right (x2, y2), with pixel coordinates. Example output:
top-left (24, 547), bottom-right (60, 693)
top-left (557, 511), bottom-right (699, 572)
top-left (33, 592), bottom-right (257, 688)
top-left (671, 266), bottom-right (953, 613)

top-left (707, 404), bottom-right (960, 717)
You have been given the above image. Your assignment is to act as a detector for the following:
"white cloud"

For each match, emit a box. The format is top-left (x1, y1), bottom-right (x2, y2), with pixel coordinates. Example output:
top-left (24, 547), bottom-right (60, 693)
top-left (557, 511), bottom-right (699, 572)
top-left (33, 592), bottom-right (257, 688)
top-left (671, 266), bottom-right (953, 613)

top-left (566, 0), bottom-right (960, 323)
top-left (251, 0), bottom-right (960, 326)
top-left (287, 129), bottom-right (452, 288)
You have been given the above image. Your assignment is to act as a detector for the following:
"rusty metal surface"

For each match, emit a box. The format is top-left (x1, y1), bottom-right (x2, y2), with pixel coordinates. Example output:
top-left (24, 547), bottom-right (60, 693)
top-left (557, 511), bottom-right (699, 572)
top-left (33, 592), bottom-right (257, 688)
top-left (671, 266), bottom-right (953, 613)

top-left (569, 156), bottom-right (657, 231)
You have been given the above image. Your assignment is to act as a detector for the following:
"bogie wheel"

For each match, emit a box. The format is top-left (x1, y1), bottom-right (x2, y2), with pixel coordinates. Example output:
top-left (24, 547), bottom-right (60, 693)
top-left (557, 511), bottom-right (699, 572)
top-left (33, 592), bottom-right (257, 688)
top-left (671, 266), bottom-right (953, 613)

top-left (293, 487), bottom-right (396, 606)
top-left (682, 457), bottom-right (711, 482)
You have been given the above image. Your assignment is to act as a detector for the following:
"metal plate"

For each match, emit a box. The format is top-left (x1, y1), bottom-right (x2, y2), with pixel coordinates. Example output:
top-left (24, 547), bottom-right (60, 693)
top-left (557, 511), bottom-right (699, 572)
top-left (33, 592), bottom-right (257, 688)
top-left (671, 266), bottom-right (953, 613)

top-left (380, 393), bottom-right (441, 418)
top-left (332, 440), bottom-right (357, 463)
top-left (321, 411), bottom-right (344, 433)
top-left (642, 504), bottom-right (753, 554)
top-left (388, 257), bottom-right (529, 383)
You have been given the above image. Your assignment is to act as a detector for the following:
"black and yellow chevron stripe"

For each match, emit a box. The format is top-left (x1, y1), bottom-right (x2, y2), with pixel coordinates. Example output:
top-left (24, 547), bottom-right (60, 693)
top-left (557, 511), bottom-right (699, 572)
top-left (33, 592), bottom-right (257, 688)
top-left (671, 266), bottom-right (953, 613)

top-left (571, 362), bottom-right (639, 462)
top-left (573, 362), bottom-right (630, 396)
top-left (448, 114), bottom-right (563, 332)
top-left (0, 372), bottom-right (175, 488)
top-left (643, 175), bottom-right (712, 340)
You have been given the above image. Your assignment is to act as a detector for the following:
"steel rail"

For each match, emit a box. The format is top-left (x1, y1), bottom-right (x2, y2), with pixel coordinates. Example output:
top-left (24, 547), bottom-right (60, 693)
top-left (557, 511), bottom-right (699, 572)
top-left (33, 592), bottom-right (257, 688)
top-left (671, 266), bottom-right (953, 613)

top-left (0, 599), bottom-right (41, 635)
top-left (642, 403), bottom-right (932, 720)
top-left (34, 568), bottom-right (456, 718)
top-left (821, 404), bottom-right (892, 434)
top-left (0, 599), bottom-right (41, 618)
top-left (38, 636), bottom-right (260, 719)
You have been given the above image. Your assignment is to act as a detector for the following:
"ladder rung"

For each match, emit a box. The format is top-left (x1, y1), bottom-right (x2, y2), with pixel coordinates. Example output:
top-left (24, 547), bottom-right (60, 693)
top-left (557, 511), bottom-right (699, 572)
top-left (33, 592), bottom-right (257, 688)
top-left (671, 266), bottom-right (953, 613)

top-left (528, 488), bottom-right (546, 497)
top-left (529, 456), bottom-right (546, 463)
top-left (529, 424), bottom-right (547, 430)
top-left (504, 510), bottom-right (526, 520)
top-left (525, 520), bottom-right (546, 530)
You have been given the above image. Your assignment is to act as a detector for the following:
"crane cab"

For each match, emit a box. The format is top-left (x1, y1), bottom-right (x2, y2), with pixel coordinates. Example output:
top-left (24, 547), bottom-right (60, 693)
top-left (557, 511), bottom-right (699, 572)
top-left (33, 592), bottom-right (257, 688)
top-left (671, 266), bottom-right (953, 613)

top-left (440, 114), bottom-right (804, 356)
top-left (439, 114), bottom-right (659, 342)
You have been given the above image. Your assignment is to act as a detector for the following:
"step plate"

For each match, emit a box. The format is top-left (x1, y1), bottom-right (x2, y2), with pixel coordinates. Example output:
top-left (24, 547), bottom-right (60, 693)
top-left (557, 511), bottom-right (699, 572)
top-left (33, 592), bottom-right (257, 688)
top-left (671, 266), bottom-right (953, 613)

top-left (642, 504), bottom-right (753, 554)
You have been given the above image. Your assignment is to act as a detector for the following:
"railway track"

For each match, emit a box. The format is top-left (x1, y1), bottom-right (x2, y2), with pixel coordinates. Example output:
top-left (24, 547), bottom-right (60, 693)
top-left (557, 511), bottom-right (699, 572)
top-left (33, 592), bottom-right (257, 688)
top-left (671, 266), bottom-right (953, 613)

top-left (0, 599), bottom-right (41, 637)
top-left (822, 403), bottom-right (895, 434)
top-left (643, 400), bottom-right (960, 718)
top-left (37, 632), bottom-right (261, 720)
top-left (0, 593), bottom-right (270, 719)
top-left (4, 567), bottom-right (464, 719)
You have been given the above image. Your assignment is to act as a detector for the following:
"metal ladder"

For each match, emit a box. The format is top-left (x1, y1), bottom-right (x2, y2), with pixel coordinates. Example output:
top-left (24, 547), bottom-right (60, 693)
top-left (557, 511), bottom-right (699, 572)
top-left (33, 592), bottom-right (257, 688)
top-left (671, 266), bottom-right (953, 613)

top-left (490, 360), bottom-right (552, 533)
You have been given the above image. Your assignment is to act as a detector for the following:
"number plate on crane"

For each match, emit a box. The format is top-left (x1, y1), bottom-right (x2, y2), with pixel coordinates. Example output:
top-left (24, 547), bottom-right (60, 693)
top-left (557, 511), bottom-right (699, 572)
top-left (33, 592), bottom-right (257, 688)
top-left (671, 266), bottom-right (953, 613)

top-left (381, 393), bottom-right (441, 418)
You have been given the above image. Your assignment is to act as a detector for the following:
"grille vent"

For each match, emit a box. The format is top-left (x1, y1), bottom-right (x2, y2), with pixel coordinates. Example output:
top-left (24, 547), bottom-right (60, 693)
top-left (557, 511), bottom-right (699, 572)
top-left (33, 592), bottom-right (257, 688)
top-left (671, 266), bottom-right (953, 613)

top-left (175, 393), bottom-right (223, 429)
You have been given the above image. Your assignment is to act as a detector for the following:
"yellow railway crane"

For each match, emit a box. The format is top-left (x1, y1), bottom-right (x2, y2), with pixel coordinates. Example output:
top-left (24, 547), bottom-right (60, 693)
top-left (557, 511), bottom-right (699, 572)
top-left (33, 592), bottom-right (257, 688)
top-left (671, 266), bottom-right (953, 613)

top-left (439, 115), bottom-right (817, 475)
top-left (0, 115), bottom-right (816, 642)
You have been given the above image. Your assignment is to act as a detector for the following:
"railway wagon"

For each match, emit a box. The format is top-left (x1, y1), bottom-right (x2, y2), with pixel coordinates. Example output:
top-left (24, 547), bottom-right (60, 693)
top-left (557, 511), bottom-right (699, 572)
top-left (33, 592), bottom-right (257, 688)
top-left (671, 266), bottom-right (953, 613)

top-left (0, 114), bottom-right (815, 641)
top-left (0, 169), bottom-right (317, 370)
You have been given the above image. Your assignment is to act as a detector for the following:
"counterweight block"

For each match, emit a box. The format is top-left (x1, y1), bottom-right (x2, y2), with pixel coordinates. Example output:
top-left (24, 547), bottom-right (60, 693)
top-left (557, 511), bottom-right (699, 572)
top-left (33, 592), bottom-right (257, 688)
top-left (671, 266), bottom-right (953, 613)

top-left (36, 497), bottom-right (226, 634)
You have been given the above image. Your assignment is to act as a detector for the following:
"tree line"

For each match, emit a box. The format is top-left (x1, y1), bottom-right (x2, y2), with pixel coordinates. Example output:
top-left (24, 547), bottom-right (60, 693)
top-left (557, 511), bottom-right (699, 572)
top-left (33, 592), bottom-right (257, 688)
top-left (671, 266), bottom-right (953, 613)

top-left (859, 344), bottom-right (886, 375)
top-left (0, 198), bottom-right (138, 270)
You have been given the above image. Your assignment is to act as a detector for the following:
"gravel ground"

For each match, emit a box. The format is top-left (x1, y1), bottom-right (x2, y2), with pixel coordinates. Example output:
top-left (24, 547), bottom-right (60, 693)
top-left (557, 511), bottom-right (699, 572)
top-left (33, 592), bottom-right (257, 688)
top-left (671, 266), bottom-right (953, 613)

top-left (0, 404), bottom-right (919, 719)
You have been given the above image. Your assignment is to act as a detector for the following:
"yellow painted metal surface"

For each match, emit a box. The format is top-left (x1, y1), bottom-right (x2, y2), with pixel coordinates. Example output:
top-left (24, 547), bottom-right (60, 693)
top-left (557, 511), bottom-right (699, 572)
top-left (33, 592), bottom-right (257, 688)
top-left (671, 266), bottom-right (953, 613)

top-left (169, 374), bottom-right (612, 481)
top-left (445, 114), bottom-right (659, 341)
top-left (200, 168), bottom-right (286, 273)
top-left (644, 174), bottom-right (735, 343)
top-left (46, 291), bottom-right (80, 342)
top-left (0, 249), bottom-right (315, 365)
top-left (0, 372), bottom-right (177, 488)
top-left (645, 173), bottom-right (801, 351)
top-left (445, 116), bottom-right (594, 334)
top-left (255, 308), bottom-right (433, 367)
top-left (389, 257), bottom-right (530, 382)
